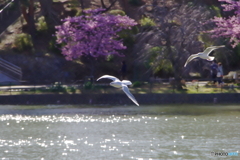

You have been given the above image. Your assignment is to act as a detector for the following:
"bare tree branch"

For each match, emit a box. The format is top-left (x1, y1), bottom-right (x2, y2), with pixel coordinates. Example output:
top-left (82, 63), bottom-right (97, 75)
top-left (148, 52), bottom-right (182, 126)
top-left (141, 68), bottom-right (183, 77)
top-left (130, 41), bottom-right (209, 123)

top-left (100, 0), bottom-right (118, 12)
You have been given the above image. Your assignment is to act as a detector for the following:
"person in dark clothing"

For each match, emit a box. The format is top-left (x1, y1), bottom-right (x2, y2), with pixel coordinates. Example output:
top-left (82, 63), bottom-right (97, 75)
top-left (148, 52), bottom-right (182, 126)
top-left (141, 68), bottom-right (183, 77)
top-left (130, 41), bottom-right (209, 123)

top-left (217, 62), bottom-right (224, 86)
top-left (120, 61), bottom-right (127, 80)
top-left (210, 60), bottom-right (218, 84)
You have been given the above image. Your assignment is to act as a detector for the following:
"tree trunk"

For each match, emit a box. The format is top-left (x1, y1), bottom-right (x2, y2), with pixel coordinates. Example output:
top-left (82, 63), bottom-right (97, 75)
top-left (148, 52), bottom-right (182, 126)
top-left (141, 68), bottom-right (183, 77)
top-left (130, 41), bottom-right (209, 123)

top-left (39, 0), bottom-right (60, 31)
top-left (78, 0), bottom-right (84, 10)
top-left (90, 57), bottom-right (95, 77)
top-left (119, 0), bottom-right (129, 14)
top-left (173, 62), bottom-right (184, 90)
top-left (20, 0), bottom-right (36, 45)
top-left (101, 0), bottom-right (118, 12)
top-left (28, 0), bottom-right (35, 36)
top-left (165, 30), bottom-right (183, 90)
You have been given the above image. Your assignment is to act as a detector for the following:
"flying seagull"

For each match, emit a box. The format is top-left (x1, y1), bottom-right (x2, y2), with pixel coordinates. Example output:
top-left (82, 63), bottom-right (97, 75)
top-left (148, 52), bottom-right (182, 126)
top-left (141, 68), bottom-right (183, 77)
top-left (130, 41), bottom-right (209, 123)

top-left (97, 75), bottom-right (139, 106)
top-left (184, 45), bottom-right (225, 67)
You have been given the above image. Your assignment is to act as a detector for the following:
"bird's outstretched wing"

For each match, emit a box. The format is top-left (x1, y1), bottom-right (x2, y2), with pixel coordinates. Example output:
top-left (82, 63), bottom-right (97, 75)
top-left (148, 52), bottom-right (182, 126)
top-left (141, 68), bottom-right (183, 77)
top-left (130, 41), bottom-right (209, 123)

top-left (122, 85), bottom-right (139, 106)
top-left (203, 45), bottom-right (225, 56)
top-left (97, 75), bottom-right (119, 81)
top-left (184, 54), bottom-right (199, 67)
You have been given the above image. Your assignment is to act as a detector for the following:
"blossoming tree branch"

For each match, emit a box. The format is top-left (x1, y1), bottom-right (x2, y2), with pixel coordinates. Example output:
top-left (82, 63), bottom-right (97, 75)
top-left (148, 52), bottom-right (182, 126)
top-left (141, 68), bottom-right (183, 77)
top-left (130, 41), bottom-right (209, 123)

top-left (208, 0), bottom-right (240, 48)
top-left (55, 8), bottom-right (137, 60)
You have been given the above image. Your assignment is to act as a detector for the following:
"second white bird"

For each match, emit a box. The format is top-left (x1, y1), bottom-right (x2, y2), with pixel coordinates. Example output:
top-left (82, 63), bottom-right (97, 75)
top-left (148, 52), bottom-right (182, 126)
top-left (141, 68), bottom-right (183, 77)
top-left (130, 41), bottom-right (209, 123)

top-left (184, 45), bottom-right (225, 67)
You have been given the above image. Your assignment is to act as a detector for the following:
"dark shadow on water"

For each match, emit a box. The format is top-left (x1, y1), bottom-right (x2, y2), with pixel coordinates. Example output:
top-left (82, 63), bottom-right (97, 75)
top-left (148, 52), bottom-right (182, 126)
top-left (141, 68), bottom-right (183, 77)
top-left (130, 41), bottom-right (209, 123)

top-left (0, 104), bottom-right (239, 116)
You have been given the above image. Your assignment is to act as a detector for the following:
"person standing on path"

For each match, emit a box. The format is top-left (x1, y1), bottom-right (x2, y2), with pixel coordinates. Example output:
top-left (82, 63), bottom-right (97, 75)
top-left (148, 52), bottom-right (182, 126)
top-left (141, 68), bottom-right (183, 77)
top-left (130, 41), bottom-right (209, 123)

top-left (210, 60), bottom-right (218, 84)
top-left (217, 62), bottom-right (224, 86)
top-left (120, 61), bottom-right (127, 80)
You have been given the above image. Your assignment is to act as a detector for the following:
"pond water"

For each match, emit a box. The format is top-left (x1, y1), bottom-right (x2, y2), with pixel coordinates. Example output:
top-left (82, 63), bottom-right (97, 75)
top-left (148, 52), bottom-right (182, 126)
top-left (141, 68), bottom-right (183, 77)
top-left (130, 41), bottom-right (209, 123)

top-left (0, 105), bottom-right (239, 160)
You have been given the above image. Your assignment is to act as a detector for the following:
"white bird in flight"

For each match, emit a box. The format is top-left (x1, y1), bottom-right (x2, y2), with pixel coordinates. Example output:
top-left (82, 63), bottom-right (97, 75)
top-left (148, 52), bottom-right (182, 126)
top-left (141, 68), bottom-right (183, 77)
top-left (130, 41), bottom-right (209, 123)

top-left (97, 75), bottom-right (139, 106)
top-left (184, 45), bottom-right (225, 67)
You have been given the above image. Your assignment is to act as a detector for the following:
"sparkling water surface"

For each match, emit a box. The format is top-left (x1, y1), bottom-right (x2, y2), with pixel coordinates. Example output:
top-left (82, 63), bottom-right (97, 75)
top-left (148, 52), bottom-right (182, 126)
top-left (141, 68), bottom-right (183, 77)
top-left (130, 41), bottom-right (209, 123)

top-left (0, 105), bottom-right (239, 160)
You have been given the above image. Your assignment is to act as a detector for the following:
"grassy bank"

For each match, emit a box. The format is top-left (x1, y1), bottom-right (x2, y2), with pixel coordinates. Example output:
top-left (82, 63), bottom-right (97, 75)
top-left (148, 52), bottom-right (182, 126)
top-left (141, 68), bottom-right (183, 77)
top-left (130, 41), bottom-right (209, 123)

top-left (0, 82), bottom-right (239, 95)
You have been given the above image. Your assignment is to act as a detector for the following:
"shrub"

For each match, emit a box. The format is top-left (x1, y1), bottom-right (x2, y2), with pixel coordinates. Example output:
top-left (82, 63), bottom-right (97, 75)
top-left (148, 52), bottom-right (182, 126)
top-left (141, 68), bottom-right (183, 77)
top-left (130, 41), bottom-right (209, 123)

top-left (147, 46), bottom-right (173, 75)
top-left (13, 33), bottom-right (33, 52)
top-left (109, 9), bottom-right (126, 16)
top-left (37, 16), bottom-right (48, 33)
top-left (68, 86), bottom-right (76, 93)
top-left (209, 5), bottom-right (221, 17)
top-left (84, 81), bottom-right (93, 89)
top-left (140, 17), bottom-right (156, 28)
top-left (131, 25), bottom-right (139, 34)
top-left (118, 26), bottom-right (138, 47)
top-left (49, 82), bottom-right (67, 93)
top-left (119, 32), bottom-right (135, 47)
top-left (132, 81), bottom-right (142, 87)
top-left (48, 36), bottom-right (61, 54)
top-left (106, 54), bottom-right (114, 62)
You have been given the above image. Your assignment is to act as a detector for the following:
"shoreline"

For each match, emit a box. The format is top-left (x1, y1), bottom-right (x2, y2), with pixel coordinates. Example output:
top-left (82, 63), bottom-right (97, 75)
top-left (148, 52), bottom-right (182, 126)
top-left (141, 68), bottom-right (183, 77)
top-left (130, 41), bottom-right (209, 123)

top-left (0, 93), bottom-right (239, 105)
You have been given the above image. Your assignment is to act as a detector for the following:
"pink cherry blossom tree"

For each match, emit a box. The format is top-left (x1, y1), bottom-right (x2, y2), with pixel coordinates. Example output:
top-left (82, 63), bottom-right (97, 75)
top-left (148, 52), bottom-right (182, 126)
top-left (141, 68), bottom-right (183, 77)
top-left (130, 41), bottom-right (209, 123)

top-left (55, 8), bottom-right (137, 76)
top-left (207, 0), bottom-right (240, 48)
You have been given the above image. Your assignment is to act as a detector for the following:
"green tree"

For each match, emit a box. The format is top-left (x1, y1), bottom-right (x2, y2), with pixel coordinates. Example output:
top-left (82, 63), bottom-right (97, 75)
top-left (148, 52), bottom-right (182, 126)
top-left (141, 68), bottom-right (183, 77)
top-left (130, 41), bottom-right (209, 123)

top-left (136, 1), bottom-right (213, 89)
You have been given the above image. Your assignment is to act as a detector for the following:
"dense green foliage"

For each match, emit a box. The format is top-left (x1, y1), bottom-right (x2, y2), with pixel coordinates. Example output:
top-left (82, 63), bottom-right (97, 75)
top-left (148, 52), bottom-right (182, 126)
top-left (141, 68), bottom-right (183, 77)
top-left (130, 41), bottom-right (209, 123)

top-left (132, 81), bottom-right (142, 87)
top-left (147, 47), bottom-right (173, 75)
top-left (109, 9), bottom-right (126, 16)
top-left (48, 36), bottom-right (61, 54)
top-left (84, 81), bottom-right (93, 90)
top-left (13, 33), bottom-right (33, 52)
top-left (49, 82), bottom-right (67, 93)
top-left (37, 16), bottom-right (48, 33)
top-left (139, 17), bottom-right (156, 30)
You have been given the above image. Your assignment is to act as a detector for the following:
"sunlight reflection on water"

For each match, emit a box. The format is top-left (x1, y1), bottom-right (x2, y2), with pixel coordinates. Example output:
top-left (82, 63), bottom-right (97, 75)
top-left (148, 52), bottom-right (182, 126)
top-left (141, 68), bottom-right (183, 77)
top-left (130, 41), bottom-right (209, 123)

top-left (0, 105), bottom-right (239, 159)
